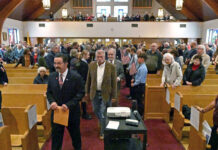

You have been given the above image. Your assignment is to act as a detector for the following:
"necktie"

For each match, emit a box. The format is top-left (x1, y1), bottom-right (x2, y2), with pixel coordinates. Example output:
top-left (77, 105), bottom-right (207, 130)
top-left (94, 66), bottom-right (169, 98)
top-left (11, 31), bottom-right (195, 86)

top-left (59, 74), bottom-right (63, 88)
top-left (110, 60), bottom-right (113, 64)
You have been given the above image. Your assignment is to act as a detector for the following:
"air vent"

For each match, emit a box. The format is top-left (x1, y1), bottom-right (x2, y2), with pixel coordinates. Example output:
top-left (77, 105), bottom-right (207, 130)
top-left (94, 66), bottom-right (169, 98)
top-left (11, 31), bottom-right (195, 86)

top-left (131, 24), bottom-right (138, 28)
top-left (87, 24), bottom-right (93, 27)
top-left (39, 23), bottom-right (45, 27)
top-left (180, 24), bottom-right (186, 28)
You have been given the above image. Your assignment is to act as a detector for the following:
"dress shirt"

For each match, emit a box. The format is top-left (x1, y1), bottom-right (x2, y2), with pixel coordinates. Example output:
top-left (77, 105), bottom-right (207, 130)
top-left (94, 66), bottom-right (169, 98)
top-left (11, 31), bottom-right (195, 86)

top-left (108, 60), bottom-right (114, 64)
top-left (82, 58), bottom-right (88, 64)
top-left (97, 62), bottom-right (105, 90)
top-left (59, 68), bottom-right (68, 82)
top-left (134, 63), bottom-right (148, 86)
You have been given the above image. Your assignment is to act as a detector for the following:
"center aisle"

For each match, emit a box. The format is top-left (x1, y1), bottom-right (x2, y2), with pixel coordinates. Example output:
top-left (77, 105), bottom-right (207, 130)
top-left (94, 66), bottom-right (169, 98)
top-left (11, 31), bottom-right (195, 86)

top-left (42, 85), bottom-right (185, 150)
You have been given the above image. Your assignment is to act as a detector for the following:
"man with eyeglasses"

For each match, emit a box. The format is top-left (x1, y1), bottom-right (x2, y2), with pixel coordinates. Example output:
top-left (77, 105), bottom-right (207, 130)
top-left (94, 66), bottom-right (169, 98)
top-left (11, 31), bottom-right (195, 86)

top-left (45, 43), bottom-right (60, 73)
top-left (145, 43), bottom-right (162, 74)
top-left (47, 53), bottom-right (84, 150)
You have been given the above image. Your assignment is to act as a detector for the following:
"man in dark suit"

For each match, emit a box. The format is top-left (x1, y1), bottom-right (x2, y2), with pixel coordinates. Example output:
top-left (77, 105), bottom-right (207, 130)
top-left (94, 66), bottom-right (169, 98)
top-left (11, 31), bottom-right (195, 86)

top-left (45, 43), bottom-right (60, 73)
top-left (86, 49), bottom-right (117, 139)
top-left (74, 50), bottom-right (92, 120)
top-left (47, 53), bottom-right (84, 150)
top-left (108, 48), bottom-right (124, 106)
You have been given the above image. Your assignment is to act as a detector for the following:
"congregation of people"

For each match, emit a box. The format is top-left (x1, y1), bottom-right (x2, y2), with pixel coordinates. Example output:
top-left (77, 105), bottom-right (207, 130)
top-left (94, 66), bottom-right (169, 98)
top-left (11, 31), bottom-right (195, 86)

top-left (48, 11), bottom-right (172, 22)
top-left (0, 40), bottom-right (218, 150)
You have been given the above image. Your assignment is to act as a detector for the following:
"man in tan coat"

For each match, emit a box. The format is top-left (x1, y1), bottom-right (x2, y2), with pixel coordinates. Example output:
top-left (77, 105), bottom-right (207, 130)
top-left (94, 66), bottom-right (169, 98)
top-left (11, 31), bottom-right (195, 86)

top-left (190, 45), bottom-right (210, 71)
top-left (85, 50), bottom-right (117, 139)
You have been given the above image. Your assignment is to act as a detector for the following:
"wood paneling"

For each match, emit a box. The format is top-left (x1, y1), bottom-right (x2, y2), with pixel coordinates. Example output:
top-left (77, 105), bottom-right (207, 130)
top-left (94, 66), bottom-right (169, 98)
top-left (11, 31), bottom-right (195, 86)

top-left (38, 0), bottom-right (70, 20)
top-left (133, 0), bottom-right (152, 8)
top-left (72, 0), bottom-right (92, 8)
top-left (8, 0), bottom-right (43, 20)
top-left (203, 0), bottom-right (218, 15)
top-left (156, 0), bottom-right (218, 21)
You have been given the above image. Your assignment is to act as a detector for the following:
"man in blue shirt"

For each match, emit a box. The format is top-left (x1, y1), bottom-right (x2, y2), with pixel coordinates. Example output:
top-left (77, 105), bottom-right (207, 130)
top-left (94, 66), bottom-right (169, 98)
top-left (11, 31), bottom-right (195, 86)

top-left (131, 53), bottom-right (148, 116)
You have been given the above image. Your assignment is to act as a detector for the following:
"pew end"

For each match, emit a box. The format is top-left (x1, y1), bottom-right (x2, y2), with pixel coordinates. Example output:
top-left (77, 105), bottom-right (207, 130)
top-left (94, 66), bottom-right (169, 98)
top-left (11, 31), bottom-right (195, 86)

top-left (0, 126), bottom-right (12, 150)
top-left (1, 105), bottom-right (39, 150)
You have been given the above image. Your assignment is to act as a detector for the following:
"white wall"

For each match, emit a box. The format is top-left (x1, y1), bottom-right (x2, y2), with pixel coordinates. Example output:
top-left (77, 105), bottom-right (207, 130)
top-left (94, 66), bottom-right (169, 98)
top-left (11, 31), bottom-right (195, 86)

top-left (1, 18), bottom-right (24, 45)
top-left (23, 21), bottom-right (202, 38)
top-left (201, 19), bottom-right (218, 43)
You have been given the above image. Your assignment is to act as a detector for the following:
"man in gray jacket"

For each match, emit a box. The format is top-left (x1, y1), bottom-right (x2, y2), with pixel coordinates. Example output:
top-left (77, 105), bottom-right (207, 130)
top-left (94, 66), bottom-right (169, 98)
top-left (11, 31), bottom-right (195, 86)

top-left (108, 48), bottom-right (125, 106)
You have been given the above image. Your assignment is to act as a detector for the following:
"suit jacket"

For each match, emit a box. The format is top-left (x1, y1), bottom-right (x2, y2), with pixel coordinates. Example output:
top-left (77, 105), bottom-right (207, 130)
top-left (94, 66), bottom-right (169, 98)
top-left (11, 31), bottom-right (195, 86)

top-left (114, 60), bottom-right (124, 89)
top-left (86, 61), bottom-right (117, 102)
top-left (74, 60), bottom-right (88, 83)
top-left (47, 70), bottom-right (85, 121)
top-left (45, 51), bottom-right (56, 73)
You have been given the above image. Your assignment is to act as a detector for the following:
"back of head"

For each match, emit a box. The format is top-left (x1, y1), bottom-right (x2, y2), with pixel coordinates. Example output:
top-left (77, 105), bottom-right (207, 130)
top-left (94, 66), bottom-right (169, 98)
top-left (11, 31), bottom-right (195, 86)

top-left (190, 41), bottom-right (197, 49)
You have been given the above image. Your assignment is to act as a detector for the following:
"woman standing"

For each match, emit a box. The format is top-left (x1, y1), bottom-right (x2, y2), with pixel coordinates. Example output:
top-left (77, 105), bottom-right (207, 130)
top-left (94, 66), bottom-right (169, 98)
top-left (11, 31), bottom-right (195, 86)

top-left (160, 53), bottom-right (183, 88)
top-left (196, 96), bottom-right (218, 150)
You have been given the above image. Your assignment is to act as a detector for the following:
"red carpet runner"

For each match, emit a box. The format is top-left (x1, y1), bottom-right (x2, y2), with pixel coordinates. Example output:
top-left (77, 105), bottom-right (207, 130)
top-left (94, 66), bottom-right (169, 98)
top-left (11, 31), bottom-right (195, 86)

top-left (42, 86), bottom-right (185, 150)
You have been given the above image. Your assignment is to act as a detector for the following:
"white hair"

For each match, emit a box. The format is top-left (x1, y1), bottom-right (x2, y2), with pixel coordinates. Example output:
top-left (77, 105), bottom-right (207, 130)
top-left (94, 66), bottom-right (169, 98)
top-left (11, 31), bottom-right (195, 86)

top-left (198, 45), bottom-right (206, 54)
top-left (108, 48), bottom-right (116, 55)
top-left (38, 67), bottom-right (47, 74)
top-left (95, 49), bottom-right (105, 57)
top-left (162, 53), bottom-right (175, 65)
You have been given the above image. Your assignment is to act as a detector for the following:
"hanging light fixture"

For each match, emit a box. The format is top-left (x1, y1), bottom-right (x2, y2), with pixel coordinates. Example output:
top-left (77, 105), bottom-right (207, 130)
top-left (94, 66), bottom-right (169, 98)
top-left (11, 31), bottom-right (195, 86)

top-left (62, 8), bottom-right (68, 18)
top-left (176, 0), bottom-right (184, 10)
top-left (158, 8), bottom-right (164, 18)
top-left (42, 0), bottom-right (51, 10)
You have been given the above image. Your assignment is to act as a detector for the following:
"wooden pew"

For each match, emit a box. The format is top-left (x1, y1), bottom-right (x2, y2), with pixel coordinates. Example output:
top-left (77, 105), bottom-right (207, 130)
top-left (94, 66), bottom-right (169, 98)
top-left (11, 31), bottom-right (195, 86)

top-left (167, 85), bottom-right (218, 107)
top-left (2, 93), bottom-right (51, 139)
top-left (172, 92), bottom-right (217, 140)
top-left (202, 79), bottom-right (218, 85)
top-left (8, 77), bottom-right (35, 84)
top-left (188, 107), bottom-right (208, 150)
top-left (188, 126), bottom-right (207, 150)
top-left (144, 78), bottom-right (170, 122)
top-left (0, 84), bottom-right (47, 94)
top-left (1, 105), bottom-right (39, 150)
top-left (6, 69), bottom-right (37, 73)
top-left (205, 74), bottom-right (218, 79)
top-left (7, 72), bottom-right (37, 77)
top-left (0, 126), bottom-right (12, 150)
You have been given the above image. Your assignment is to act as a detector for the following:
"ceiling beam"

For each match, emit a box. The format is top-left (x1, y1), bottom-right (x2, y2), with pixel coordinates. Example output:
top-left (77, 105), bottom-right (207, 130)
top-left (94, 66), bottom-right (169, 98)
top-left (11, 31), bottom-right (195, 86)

top-left (25, 7), bottom-right (45, 20)
top-left (0, 0), bottom-right (24, 44)
top-left (203, 0), bottom-right (218, 15)
top-left (180, 5), bottom-right (201, 21)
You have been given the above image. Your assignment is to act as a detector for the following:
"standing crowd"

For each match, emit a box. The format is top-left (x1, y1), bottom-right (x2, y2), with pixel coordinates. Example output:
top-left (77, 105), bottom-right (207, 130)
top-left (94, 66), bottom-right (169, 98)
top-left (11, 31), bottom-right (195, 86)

top-left (0, 40), bottom-right (218, 150)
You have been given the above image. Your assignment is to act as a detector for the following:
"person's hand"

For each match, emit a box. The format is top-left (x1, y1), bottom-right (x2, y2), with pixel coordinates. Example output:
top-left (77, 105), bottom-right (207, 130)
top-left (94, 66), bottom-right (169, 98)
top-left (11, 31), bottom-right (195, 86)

top-left (160, 83), bottom-right (164, 87)
top-left (62, 104), bottom-right (68, 111)
top-left (131, 79), bottom-right (134, 83)
top-left (195, 106), bottom-right (204, 112)
top-left (186, 81), bottom-right (192, 85)
top-left (117, 77), bottom-right (120, 82)
top-left (85, 93), bottom-right (90, 101)
top-left (111, 99), bottom-right (116, 103)
top-left (156, 71), bottom-right (160, 75)
top-left (131, 83), bottom-right (134, 87)
top-left (82, 96), bottom-right (87, 102)
top-left (3, 82), bottom-right (7, 86)
top-left (51, 102), bottom-right (58, 110)
top-left (172, 84), bottom-right (176, 89)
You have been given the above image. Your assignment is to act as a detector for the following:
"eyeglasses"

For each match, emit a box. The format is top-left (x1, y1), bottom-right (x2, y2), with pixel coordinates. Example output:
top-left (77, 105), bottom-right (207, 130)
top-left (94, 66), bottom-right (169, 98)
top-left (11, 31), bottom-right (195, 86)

top-left (54, 62), bottom-right (64, 65)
